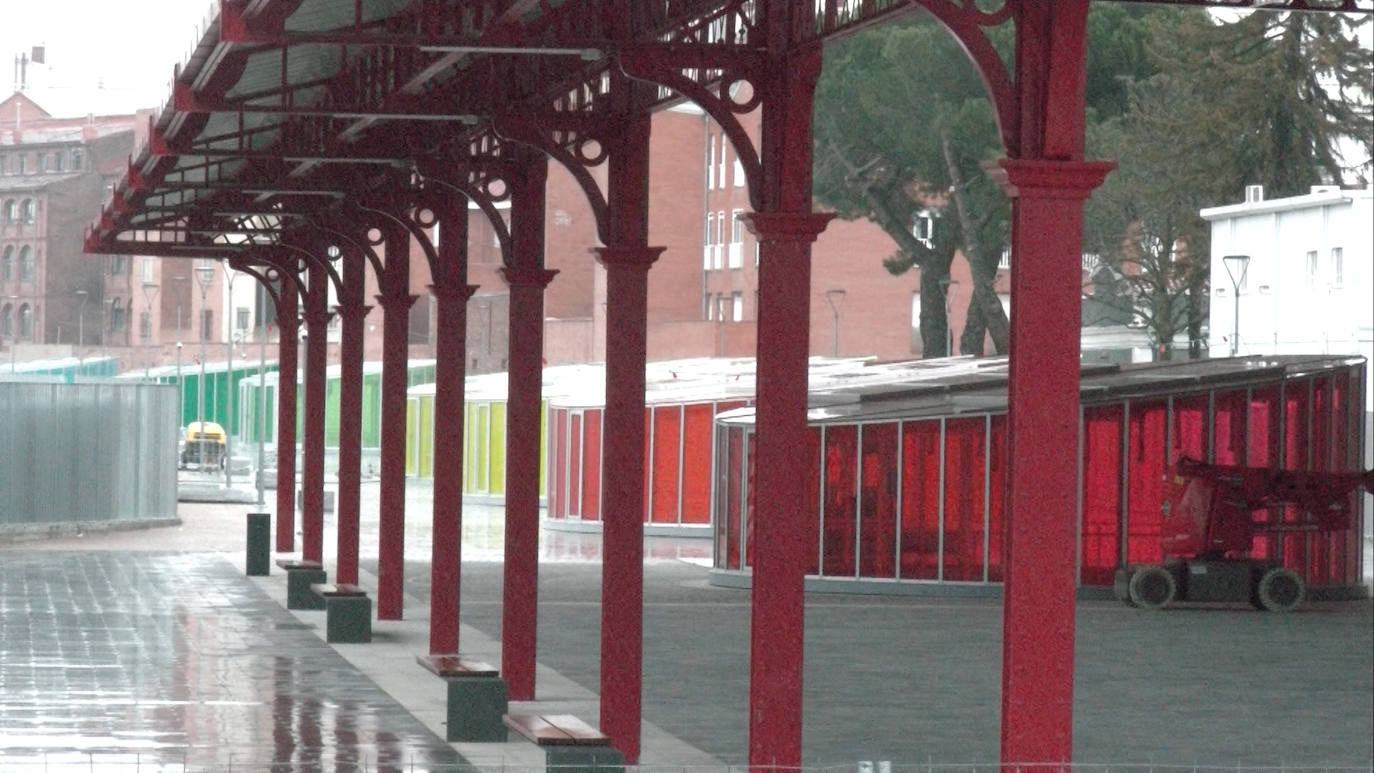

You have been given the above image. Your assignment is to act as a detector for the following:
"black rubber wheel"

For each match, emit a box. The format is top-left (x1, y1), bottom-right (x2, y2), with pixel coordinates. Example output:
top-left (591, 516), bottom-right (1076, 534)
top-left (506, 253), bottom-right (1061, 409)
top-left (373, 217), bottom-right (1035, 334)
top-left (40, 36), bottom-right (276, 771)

top-left (1255, 567), bottom-right (1305, 612)
top-left (1128, 565), bottom-right (1177, 610)
top-left (1113, 567), bottom-right (1137, 607)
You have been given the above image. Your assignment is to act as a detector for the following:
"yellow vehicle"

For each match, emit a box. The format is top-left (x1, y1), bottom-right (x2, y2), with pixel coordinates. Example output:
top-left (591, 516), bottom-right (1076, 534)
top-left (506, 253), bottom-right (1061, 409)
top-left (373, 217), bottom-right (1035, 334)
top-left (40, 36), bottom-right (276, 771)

top-left (181, 421), bottom-right (227, 470)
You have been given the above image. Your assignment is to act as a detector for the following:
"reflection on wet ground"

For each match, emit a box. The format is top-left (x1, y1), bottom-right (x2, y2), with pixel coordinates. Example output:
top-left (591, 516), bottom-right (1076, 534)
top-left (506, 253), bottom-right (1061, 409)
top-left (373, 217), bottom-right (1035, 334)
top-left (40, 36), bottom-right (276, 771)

top-left (0, 552), bottom-right (465, 771)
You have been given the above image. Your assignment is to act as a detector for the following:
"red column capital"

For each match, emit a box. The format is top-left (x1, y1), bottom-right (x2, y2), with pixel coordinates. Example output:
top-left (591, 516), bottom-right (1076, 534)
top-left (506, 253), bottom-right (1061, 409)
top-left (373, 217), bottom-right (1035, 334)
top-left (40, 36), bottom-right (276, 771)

top-left (989, 159), bottom-right (1115, 200)
top-left (592, 245), bottom-right (665, 270)
top-left (374, 293), bottom-right (419, 311)
top-left (428, 283), bottom-right (479, 302)
top-left (302, 309), bottom-right (334, 328)
top-left (499, 267), bottom-right (559, 289)
top-left (332, 303), bottom-right (373, 321)
top-left (741, 212), bottom-right (834, 243)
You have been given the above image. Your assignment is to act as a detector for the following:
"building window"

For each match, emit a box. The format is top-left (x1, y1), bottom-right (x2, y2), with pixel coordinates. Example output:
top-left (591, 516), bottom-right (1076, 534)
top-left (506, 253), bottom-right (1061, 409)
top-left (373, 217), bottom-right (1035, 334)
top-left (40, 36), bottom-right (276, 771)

top-left (236, 307), bottom-right (251, 332)
top-left (716, 294), bottom-right (728, 322)
top-left (21, 199), bottom-right (35, 224)
top-left (19, 304), bottom-right (32, 338)
top-left (1330, 247), bottom-right (1343, 287)
top-left (913, 210), bottom-right (934, 247)
top-left (53, 153), bottom-right (63, 172)
top-left (0, 156), bottom-right (5, 175)
top-left (703, 212), bottom-right (715, 270)
top-left (728, 209), bottom-right (744, 269)
top-left (17, 155), bottom-right (26, 175)
top-left (72, 150), bottom-right (83, 170)
top-left (3, 200), bottom-right (15, 222)
top-left (706, 132), bottom-right (716, 190)
top-left (201, 308), bottom-right (213, 342)
top-left (718, 136), bottom-right (729, 189)
top-left (1, 304), bottom-right (11, 337)
top-left (111, 299), bottom-right (125, 332)
top-left (2, 246), bottom-right (11, 280)
top-left (141, 257), bottom-right (155, 283)
top-left (704, 293), bottom-right (714, 321)
top-left (19, 246), bottom-right (34, 282)
top-left (112, 255), bottom-right (128, 275)
top-left (37, 154), bottom-right (47, 173)
top-left (140, 311), bottom-right (153, 342)
top-left (731, 291), bottom-right (743, 322)
top-left (713, 210), bottom-right (725, 269)
top-left (1305, 250), bottom-right (1318, 286)
top-left (733, 156), bottom-right (744, 188)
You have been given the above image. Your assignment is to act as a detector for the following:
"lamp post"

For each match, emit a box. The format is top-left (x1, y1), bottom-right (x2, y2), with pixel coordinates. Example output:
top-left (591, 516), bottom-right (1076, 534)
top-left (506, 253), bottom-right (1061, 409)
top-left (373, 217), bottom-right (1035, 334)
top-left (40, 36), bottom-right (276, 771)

top-left (141, 281), bottom-right (159, 378)
top-left (256, 279), bottom-right (267, 507)
top-left (1222, 254), bottom-right (1250, 357)
top-left (222, 263), bottom-right (237, 488)
top-left (824, 289), bottom-right (846, 357)
top-left (938, 277), bottom-right (958, 357)
top-left (195, 260), bottom-right (216, 470)
top-left (74, 290), bottom-right (88, 376)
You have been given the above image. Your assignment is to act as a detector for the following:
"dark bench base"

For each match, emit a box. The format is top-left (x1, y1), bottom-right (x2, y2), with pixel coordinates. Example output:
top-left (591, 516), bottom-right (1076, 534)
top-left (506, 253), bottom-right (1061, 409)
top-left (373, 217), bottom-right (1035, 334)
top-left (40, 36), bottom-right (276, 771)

top-left (277, 560), bottom-right (327, 610)
top-left (503, 714), bottom-right (624, 771)
top-left (312, 583), bottom-right (371, 643)
top-left (418, 655), bottom-right (508, 742)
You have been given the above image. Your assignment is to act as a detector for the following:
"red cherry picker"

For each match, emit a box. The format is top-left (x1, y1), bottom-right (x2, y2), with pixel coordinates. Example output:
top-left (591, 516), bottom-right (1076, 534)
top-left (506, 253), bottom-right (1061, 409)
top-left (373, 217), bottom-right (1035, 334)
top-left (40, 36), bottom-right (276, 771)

top-left (1114, 457), bottom-right (1373, 611)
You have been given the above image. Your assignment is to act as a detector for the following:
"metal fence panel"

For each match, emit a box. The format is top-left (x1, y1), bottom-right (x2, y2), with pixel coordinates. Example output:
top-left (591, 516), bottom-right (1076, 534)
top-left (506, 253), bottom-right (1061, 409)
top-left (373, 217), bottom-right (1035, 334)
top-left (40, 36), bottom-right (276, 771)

top-left (0, 382), bottom-right (177, 526)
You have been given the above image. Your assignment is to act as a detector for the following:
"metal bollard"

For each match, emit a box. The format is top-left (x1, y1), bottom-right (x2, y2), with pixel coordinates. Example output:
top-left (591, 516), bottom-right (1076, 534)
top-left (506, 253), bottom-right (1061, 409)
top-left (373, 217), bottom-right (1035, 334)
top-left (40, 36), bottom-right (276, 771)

top-left (246, 512), bottom-right (272, 576)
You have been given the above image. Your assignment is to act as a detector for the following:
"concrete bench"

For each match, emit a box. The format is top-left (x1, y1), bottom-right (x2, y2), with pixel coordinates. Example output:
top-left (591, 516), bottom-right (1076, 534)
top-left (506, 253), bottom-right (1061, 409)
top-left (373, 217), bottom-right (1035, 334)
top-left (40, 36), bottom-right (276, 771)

top-left (275, 559), bottom-right (327, 610)
top-left (417, 655), bottom-right (508, 742)
top-left (503, 713), bottom-right (624, 771)
top-left (311, 583), bottom-right (371, 643)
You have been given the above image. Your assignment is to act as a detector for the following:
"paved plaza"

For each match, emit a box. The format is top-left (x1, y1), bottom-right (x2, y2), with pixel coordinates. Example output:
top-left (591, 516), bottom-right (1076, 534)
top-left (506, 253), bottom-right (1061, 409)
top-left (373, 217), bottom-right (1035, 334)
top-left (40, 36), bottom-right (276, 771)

top-left (0, 481), bottom-right (1370, 770)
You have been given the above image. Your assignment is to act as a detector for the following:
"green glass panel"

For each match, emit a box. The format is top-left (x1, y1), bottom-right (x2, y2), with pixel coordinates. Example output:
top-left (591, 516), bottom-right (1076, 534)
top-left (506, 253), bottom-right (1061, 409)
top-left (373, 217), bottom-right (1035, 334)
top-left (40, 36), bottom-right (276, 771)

top-left (490, 403), bottom-right (506, 496)
top-left (419, 396), bottom-right (434, 478)
top-left (406, 398), bottom-right (418, 476)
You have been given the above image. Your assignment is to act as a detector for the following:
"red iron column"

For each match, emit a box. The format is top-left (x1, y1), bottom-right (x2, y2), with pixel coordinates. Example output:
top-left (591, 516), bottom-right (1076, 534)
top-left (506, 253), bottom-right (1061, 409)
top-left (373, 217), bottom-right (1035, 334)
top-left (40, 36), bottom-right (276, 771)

top-left (743, 34), bottom-right (832, 769)
top-left (742, 212), bottom-right (829, 768)
top-left (596, 245), bottom-right (663, 765)
top-left (376, 224), bottom-right (415, 620)
top-left (334, 247), bottom-right (371, 585)
top-left (428, 197), bottom-right (474, 656)
top-left (274, 284), bottom-right (299, 552)
top-left (996, 159), bottom-right (1110, 765)
top-left (300, 260), bottom-right (331, 564)
top-left (500, 265), bottom-right (555, 700)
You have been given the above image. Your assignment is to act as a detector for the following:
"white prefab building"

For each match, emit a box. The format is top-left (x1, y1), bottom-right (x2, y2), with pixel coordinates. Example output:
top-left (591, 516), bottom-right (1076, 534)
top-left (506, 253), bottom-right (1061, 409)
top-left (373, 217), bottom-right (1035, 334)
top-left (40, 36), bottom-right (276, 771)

top-left (1202, 183), bottom-right (1372, 376)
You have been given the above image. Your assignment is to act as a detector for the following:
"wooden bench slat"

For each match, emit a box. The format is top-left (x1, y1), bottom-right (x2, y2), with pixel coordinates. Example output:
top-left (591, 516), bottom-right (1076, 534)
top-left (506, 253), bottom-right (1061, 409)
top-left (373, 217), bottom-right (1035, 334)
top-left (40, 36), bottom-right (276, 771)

top-left (416, 654), bottom-right (499, 677)
top-left (504, 713), bottom-right (610, 746)
top-left (276, 559), bottom-right (324, 571)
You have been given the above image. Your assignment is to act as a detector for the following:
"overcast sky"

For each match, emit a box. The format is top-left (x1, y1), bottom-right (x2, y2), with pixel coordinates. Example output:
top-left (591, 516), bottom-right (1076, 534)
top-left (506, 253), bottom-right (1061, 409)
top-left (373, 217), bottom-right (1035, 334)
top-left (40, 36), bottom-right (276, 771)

top-left (1, 0), bottom-right (213, 117)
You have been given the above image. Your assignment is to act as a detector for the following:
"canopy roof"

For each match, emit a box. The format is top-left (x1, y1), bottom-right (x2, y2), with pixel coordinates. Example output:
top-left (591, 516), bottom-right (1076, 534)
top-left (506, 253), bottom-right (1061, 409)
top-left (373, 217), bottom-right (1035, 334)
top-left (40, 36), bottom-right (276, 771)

top-left (85, 0), bottom-right (1372, 261)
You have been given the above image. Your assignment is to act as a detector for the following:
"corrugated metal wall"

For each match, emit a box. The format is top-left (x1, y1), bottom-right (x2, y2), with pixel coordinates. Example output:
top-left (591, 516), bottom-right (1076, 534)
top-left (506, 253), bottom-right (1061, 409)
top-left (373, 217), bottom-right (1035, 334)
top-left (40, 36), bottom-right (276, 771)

top-left (0, 382), bottom-right (178, 526)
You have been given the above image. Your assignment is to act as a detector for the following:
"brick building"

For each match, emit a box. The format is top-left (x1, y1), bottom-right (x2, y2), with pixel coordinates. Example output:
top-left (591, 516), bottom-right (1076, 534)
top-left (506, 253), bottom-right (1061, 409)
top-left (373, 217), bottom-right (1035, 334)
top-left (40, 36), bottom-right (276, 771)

top-left (0, 92), bottom-right (138, 361)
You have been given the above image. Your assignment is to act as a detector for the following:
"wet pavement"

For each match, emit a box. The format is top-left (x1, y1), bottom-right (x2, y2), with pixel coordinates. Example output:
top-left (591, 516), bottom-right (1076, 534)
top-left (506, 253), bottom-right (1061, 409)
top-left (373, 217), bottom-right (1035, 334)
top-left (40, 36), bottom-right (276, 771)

top-left (1, 479), bottom-right (1371, 770)
top-left (0, 551), bottom-right (466, 771)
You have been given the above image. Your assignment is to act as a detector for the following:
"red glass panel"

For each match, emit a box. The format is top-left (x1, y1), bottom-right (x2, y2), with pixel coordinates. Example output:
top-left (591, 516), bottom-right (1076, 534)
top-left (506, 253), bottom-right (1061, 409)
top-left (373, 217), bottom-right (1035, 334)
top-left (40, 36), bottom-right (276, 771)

top-left (651, 406), bottom-right (683, 523)
top-left (1282, 381), bottom-right (1312, 571)
top-left (1212, 390), bottom-right (1247, 466)
top-left (803, 427), bottom-right (822, 575)
top-left (643, 407), bottom-right (652, 523)
top-left (900, 421), bottom-right (941, 580)
top-left (551, 408), bottom-right (566, 519)
top-left (680, 403), bottom-right (715, 524)
top-left (1309, 377), bottom-right (1334, 583)
top-left (822, 425), bottom-right (858, 577)
top-left (581, 411), bottom-right (601, 520)
top-left (1171, 394), bottom-right (1208, 463)
top-left (1247, 386), bottom-right (1282, 560)
top-left (1082, 406), bottom-right (1123, 585)
top-left (858, 423), bottom-right (899, 579)
top-left (987, 416), bottom-right (1006, 582)
top-left (1126, 401), bottom-right (1167, 565)
top-left (1332, 370), bottom-right (1355, 584)
top-left (726, 428), bottom-right (743, 570)
top-left (942, 418), bottom-right (986, 582)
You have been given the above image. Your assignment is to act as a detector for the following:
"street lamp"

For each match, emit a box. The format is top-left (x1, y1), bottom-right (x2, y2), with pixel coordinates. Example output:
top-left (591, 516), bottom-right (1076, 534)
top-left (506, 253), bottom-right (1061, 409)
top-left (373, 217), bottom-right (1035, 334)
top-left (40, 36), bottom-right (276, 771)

top-left (938, 278), bottom-right (958, 357)
top-left (1222, 255), bottom-right (1249, 357)
top-left (74, 290), bottom-right (88, 377)
top-left (195, 260), bottom-right (216, 470)
top-left (141, 281), bottom-right (159, 378)
top-left (824, 289), bottom-right (846, 357)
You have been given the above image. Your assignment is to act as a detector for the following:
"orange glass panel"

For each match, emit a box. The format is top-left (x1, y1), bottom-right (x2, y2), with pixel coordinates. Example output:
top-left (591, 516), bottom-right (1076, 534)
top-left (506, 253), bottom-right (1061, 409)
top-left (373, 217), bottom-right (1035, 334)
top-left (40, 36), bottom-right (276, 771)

top-left (1081, 406), bottom-right (1123, 585)
top-left (680, 403), bottom-right (715, 524)
top-left (858, 423), bottom-right (899, 579)
top-left (943, 418), bottom-right (986, 582)
top-left (651, 406), bottom-right (682, 523)
top-left (899, 421), bottom-right (941, 580)
top-left (581, 410), bottom-right (601, 520)
top-left (1126, 401), bottom-right (1167, 565)
top-left (822, 425), bottom-right (858, 577)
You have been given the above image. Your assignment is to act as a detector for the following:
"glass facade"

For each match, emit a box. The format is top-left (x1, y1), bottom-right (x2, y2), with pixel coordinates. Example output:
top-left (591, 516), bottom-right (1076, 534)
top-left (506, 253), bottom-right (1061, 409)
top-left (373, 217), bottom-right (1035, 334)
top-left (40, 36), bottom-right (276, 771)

top-left (713, 356), bottom-right (1368, 590)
